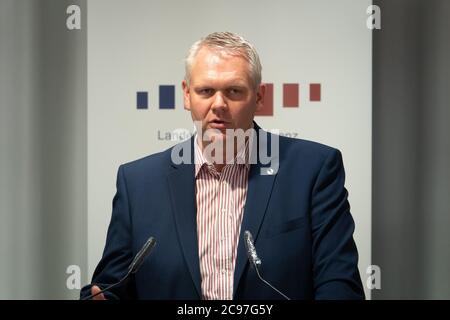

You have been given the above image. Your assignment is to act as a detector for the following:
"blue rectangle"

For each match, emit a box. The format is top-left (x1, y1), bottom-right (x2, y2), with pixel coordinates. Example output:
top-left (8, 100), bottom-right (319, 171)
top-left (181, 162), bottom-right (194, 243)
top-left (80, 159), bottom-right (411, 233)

top-left (137, 91), bottom-right (148, 109)
top-left (159, 85), bottom-right (175, 109)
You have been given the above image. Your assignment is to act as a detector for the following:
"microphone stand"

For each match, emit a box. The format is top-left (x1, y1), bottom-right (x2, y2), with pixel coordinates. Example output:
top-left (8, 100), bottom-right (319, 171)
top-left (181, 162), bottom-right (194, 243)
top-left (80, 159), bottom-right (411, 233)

top-left (244, 230), bottom-right (291, 300)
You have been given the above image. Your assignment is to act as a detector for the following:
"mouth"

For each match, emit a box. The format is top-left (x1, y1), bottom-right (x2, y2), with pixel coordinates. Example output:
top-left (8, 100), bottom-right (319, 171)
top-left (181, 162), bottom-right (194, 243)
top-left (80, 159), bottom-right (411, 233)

top-left (208, 119), bottom-right (229, 130)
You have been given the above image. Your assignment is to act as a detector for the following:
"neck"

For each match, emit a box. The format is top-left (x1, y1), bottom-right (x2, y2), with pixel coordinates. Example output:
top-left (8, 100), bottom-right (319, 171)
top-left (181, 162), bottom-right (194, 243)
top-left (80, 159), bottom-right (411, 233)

top-left (196, 122), bottom-right (254, 172)
top-left (197, 136), bottom-right (248, 173)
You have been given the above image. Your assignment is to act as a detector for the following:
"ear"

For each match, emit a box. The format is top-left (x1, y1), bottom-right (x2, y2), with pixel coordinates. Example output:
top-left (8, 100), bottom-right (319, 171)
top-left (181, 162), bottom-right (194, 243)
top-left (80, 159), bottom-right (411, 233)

top-left (255, 83), bottom-right (266, 112)
top-left (182, 80), bottom-right (191, 111)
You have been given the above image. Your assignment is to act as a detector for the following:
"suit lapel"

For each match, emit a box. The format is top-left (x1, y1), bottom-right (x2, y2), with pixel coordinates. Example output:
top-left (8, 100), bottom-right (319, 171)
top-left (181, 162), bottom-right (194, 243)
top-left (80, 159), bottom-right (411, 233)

top-left (167, 138), bottom-right (202, 298)
top-left (233, 125), bottom-right (279, 297)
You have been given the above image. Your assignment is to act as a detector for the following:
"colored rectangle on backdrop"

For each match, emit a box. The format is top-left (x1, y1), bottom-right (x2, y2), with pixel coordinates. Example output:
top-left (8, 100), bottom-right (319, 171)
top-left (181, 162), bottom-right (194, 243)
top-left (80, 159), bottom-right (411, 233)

top-left (159, 85), bottom-right (175, 109)
top-left (256, 83), bottom-right (273, 116)
top-left (136, 91), bottom-right (148, 109)
top-left (283, 83), bottom-right (299, 107)
top-left (309, 83), bottom-right (321, 101)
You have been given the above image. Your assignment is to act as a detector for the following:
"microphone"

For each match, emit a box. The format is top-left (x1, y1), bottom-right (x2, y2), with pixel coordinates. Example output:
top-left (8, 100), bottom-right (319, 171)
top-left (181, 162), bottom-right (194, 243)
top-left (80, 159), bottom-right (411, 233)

top-left (82, 236), bottom-right (156, 300)
top-left (244, 230), bottom-right (291, 300)
top-left (128, 236), bottom-right (157, 274)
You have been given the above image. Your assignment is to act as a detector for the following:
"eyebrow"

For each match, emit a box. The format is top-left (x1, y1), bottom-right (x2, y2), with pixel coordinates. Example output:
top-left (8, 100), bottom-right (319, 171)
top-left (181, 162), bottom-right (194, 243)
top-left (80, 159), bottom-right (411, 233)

top-left (192, 80), bottom-right (248, 88)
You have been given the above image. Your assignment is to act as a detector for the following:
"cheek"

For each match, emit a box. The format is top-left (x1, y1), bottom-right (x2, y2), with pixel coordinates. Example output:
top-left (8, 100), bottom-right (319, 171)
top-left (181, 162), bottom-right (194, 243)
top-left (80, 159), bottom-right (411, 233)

top-left (190, 99), bottom-right (210, 120)
top-left (234, 102), bottom-right (256, 119)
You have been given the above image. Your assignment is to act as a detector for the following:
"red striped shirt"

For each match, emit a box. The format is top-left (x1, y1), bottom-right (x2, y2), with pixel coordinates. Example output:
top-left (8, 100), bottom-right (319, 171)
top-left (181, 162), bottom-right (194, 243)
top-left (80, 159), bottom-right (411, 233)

top-left (194, 136), bottom-right (250, 300)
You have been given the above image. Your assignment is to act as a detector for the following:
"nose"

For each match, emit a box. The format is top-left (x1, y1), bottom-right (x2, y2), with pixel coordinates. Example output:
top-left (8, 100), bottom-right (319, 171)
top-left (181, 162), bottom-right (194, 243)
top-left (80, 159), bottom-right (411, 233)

top-left (211, 92), bottom-right (228, 114)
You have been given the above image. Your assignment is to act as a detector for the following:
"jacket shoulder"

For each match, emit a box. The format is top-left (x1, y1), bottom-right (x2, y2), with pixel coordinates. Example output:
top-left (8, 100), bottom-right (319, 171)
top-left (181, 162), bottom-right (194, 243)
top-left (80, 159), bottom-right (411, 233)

top-left (119, 139), bottom-right (191, 178)
top-left (277, 134), bottom-right (340, 162)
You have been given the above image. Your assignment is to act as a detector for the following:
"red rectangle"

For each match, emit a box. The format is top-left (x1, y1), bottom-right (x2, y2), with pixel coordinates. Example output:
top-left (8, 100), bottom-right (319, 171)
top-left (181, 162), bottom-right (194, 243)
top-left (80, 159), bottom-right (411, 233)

top-left (256, 83), bottom-right (273, 116)
top-left (310, 83), bottom-right (321, 101)
top-left (283, 83), bottom-right (299, 107)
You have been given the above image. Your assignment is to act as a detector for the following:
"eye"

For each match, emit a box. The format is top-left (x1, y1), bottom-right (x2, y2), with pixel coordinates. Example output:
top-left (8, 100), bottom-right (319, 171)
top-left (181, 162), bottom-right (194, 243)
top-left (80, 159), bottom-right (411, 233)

top-left (197, 88), bottom-right (213, 96)
top-left (227, 87), bottom-right (245, 98)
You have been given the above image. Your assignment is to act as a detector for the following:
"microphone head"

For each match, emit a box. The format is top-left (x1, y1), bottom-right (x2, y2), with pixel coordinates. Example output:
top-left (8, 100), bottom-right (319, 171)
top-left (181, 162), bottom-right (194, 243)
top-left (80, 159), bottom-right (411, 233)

top-left (129, 236), bottom-right (156, 274)
top-left (244, 230), bottom-right (261, 267)
top-left (243, 231), bottom-right (291, 300)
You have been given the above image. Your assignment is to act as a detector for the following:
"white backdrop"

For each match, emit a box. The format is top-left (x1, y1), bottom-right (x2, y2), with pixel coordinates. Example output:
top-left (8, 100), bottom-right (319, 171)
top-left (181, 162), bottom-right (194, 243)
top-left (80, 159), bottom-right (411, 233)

top-left (88, 0), bottom-right (372, 298)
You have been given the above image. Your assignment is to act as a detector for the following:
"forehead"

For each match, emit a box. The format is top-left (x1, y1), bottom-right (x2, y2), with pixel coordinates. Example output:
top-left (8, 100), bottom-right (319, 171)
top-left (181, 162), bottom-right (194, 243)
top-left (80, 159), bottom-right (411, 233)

top-left (190, 47), bottom-right (251, 84)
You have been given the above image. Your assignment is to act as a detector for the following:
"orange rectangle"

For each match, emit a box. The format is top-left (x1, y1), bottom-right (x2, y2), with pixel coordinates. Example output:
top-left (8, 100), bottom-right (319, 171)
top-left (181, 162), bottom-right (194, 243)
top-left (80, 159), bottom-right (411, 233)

top-left (310, 83), bottom-right (321, 101)
top-left (256, 83), bottom-right (273, 116)
top-left (283, 83), bottom-right (299, 107)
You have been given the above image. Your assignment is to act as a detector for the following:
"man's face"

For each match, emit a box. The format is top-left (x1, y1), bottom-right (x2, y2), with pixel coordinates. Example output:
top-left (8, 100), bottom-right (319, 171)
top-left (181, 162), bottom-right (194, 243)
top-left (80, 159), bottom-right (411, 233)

top-left (182, 47), bottom-right (265, 142)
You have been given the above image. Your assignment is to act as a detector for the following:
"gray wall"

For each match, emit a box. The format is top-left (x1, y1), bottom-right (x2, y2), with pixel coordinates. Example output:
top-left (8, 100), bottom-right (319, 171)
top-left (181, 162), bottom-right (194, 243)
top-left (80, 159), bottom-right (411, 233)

top-left (0, 0), bottom-right (87, 299)
top-left (373, 0), bottom-right (450, 299)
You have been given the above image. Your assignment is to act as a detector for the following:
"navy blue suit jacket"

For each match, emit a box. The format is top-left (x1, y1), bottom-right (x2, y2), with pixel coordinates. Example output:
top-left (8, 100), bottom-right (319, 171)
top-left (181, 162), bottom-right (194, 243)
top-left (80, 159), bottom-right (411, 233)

top-left (81, 124), bottom-right (364, 300)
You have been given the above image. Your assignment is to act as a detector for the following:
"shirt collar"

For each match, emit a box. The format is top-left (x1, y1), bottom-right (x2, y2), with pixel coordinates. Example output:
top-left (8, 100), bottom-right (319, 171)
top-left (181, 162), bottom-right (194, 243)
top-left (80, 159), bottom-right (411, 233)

top-left (194, 126), bottom-right (253, 177)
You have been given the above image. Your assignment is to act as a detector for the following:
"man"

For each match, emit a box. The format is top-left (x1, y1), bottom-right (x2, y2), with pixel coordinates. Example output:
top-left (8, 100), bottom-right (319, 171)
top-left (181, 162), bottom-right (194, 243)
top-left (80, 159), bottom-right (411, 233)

top-left (81, 32), bottom-right (364, 300)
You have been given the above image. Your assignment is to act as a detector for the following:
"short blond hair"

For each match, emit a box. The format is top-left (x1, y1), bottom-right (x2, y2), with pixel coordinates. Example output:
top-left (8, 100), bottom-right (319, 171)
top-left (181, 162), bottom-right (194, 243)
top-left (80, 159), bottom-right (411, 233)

top-left (184, 32), bottom-right (262, 88)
